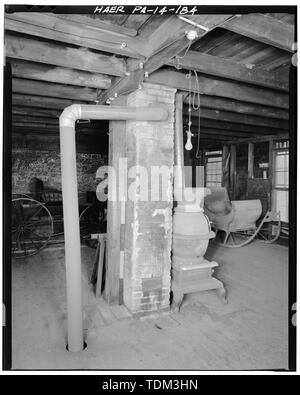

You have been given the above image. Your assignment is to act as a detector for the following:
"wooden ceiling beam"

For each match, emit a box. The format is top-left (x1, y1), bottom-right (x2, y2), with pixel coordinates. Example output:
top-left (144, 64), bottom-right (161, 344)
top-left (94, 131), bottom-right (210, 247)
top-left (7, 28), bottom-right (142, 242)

top-left (182, 94), bottom-right (289, 120)
top-left (222, 14), bottom-right (295, 52)
top-left (193, 133), bottom-right (238, 140)
top-left (12, 122), bottom-right (58, 131)
top-left (98, 15), bottom-right (232, 103)
top-left (5, 34), bottom-right (126, 76)
top-left (145, 15), bottom-right (232, 57)
top-left (183, 107), bottom-right (288, 129)
top-left (10, 59), bottom-right (111, 90)
top-left (13, 132), bottom-right (59, 139)
top-left (12, 127), bottom-right (106, 136)
top-left (5, 13), bottom-right (146, 58)
top-left (12, 78), bottom-right (98, 102)
top-left (143, 15), bottom-right (189, 57)
top-left (12, 94), bottom-right (87, 110)
top-left (13, 115), bottom-right (59, 125)
top-left (190, 142), bottom-right (227, 148)
top-left (12, 106), bottom-right (61, 119)
top-left (168, 51), bottom-right (289, 91)
top-left (12, 116), bottom-right (104, 132)
top-left (56, 14), bottom-right (138, 37)
top-left (137, 15), bottom-right (166, 38)
top-left (190, 127), bottom-right (254, 138)
top-left (227, 132), bottom-right (289, 145)
top-left (191, 118), bottom-right (279, 135)
top-left (148, 70), bottom-right (288, 109)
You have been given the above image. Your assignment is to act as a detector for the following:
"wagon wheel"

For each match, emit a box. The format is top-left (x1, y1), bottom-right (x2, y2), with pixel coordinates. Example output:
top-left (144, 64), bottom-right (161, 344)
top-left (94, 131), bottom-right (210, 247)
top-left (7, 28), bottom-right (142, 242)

top-left (255, 211), bottom-right (281, 244)
top-left (12, 193), bottom-right (33, 199)
top-left (79, 203), bottom-right (106, 248)
top-left (12, 197), bottom-right (54, 258)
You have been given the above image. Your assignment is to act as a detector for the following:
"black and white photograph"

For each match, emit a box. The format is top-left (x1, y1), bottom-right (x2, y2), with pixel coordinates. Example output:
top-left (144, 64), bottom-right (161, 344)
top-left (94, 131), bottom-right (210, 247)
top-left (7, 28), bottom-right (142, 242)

top-left (1, 2), bottom-right (297, 375)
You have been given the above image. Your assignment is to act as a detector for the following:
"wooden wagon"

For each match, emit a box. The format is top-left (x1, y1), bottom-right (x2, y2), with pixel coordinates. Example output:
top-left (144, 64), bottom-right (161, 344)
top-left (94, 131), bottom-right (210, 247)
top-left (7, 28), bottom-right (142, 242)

top-left (12, 191), bottom-right (106, 258)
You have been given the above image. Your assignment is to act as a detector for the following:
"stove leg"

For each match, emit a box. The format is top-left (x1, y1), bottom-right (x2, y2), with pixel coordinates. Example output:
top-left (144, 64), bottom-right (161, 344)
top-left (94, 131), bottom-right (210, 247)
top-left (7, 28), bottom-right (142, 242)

top-left (172, 290), bottom-right (184, 312)
top-left (216, 286), bottom-right (228, 304)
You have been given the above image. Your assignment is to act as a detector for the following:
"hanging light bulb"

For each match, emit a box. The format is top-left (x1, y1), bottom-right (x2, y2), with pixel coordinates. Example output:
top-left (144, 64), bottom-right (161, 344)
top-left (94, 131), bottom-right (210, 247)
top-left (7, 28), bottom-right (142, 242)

top-left (185, 130), bottom-right (193, 151)
top-left (185, 70), bottom-right (193, 151)
top-left (185, 30), bottom-right (198, 41)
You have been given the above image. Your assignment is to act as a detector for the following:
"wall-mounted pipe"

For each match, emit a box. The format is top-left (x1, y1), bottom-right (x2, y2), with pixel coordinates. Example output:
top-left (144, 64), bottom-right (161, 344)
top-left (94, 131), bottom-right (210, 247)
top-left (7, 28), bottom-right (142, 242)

top-left (59, 104), bottom-right (168, 352)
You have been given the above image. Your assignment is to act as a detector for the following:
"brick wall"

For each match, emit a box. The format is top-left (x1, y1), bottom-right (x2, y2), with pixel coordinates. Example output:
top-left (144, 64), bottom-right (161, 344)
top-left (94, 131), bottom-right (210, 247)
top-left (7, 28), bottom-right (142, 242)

top-left (123, 82), bottom-right (176, 316)
top-left (12, 148), bottom-right (107, 202)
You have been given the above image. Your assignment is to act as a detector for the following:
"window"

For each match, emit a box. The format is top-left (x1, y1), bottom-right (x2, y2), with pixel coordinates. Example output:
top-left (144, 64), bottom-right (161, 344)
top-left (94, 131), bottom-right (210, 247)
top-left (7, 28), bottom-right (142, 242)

top-left (205, 151), bottom-right (222, 187)
top-left (274, 151), bottom-right (289, 188)
top-left (274, 140), bottom-right (289, 223)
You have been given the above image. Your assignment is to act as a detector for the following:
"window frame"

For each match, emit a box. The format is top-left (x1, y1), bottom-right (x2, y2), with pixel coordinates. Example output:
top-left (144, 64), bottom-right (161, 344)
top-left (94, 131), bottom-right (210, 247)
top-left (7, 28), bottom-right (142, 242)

top-left (272, 140), bottom-right (289, 223)
top-left (204, 150), bottom-right (223, 188)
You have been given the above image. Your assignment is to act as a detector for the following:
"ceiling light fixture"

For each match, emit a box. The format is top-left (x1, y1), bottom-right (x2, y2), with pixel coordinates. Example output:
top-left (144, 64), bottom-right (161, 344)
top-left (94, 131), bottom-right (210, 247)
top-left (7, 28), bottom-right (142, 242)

top-left (185, 30), bottom-right (198, 41)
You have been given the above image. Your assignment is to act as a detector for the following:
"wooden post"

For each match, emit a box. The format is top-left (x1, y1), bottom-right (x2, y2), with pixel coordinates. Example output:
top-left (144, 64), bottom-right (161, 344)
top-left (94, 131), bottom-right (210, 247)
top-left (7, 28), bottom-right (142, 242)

top-left (192, 154), bottom-right (196, 188)
top-left (96, 236), bottom-right (106, 298)
top-left (230, 144), bottom-right (236, 199)
top-left (248, 143), bottom-right (254, 179)
top-left (184, 148), bottom-right (193, 187)
top-left (269, 138), bottom-right (274, 211)
top-left (195, 149), bottom-right (204, 188)
top-left (104, 97), bottom-right (126, 304)
top-left (222, 145), bottom-right (230, 190)
top-left (174, 93), bottom-right (185, 190)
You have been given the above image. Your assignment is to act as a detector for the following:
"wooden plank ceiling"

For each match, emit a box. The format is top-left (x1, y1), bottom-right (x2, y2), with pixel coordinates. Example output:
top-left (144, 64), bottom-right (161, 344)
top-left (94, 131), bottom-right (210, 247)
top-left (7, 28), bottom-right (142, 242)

top-left (5, 12), bottom-right (294, 146)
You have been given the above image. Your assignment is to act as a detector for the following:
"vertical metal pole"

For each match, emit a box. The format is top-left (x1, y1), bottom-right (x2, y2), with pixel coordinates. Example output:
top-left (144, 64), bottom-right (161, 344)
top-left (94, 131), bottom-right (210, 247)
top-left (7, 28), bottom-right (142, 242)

top-left (230, 144), bottom-right (237, 200)
top-left (60, 125), bottom-right (84, 352)
top-left (59, 104), bottom-right (169, 352)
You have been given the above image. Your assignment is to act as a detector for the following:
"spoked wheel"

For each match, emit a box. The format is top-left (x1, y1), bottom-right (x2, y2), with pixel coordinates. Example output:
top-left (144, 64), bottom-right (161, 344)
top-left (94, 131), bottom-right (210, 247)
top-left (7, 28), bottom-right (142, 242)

top-left (79, 203), bottom-right (106, 248)
top-left (12, 193), bottom-right (34, 200)
top-left (12, 197), bottom-right (54, 258)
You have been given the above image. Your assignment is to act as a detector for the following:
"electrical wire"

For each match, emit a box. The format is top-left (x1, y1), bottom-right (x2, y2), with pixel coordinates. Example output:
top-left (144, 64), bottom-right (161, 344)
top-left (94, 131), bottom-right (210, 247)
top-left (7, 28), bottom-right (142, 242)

top-left (185, 69), bottom-right (202, 157)
top-left (188, 70), bottom-right (192, 134)
top-left (192, 70), bottom-right (200, 111)
top-left (144, 34), bottom-right (190, 65)
top-left (195, 92), bottom-right (202, 159)
top-left (174, 40), bottom-right (193, 70)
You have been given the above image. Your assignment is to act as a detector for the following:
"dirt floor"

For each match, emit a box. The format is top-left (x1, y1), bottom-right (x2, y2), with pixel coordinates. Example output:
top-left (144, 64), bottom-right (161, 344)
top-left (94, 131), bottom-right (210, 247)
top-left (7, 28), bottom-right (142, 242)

top-left (11, 240), bottom-right (289, 370)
